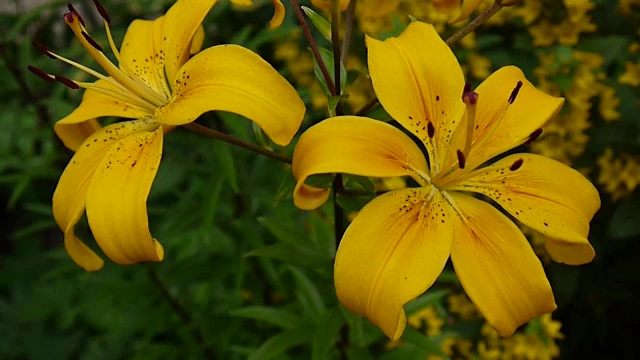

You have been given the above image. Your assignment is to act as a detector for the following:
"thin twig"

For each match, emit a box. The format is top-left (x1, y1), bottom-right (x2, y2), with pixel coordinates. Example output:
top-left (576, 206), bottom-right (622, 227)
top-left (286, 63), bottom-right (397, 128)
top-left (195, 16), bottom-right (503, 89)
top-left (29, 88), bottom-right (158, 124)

top-left (183, 122), bottom-right (292, 165)
top-left (290, 0), bottom-right (336, 95)
top-left (147, 268), bottom-right (216, 359)
top-left (330, 0), bottom-right (344, 115)
top-left (355, 96), bottom-right (379, 117)
top-left (340, 0), bottom-right (356, 65)
top-left (330, 0), bottom-right (341, 98)
top-left (445, 1), bottom-right (504, 46)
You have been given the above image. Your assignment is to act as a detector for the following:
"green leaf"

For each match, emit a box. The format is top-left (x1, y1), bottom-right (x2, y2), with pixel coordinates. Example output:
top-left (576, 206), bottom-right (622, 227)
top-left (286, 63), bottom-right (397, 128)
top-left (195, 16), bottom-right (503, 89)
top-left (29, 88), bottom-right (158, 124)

top-left (609, 191), bottom-right (640, 239)
top-left (211, 140), bottom-right (239, 192)
top-left (230, 306), bottom-right (301, 330)
top-left (289, 266), bottom-right (326, 317)
top-left (245, 243), bottom-right (330, 268)
top-left (401, 327), bottom-right (447, 357)
top-left (247, 327), bottom-right (313, 360)
top-left (258, 216), bottom-right (307, 245)
top-left (311, 47), bottom-right (348, 95)
top-left (273, 171), bottom-right (297, 207)
top-left (302, 6), bottom-right (331, 41)
top-left (311, 307), bottom-right (345, 360)
top-left (404, 289), bottom-right (450, 315)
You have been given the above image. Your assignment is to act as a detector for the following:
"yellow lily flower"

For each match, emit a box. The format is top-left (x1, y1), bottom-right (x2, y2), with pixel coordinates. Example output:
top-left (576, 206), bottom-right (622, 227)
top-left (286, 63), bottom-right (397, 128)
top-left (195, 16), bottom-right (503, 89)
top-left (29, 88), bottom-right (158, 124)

top-left (434, 0), bottom-right (483, 23)
top-left (230, 0), bottom-right (286, 28)
top-left (291, 22), bottom-right (599, 340)
top-left (31, 0), bottom-right (305, 271)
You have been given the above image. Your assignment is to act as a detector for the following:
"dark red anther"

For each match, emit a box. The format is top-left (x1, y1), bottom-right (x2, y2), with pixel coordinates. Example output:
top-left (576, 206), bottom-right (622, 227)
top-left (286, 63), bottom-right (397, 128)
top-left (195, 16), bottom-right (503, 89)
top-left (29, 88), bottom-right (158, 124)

top-left (27, 65), bottom-right (54, 82)
top-left (525, 128), bottom-right (543, 145)
top-left (509, 158), bottom-right (524, 171)
top-left (457, 150), bottom-right (466, 169)
top-left (508, 81), bottom-right (523, 104)
top-left (93, 0), bottom-right (111, 23)
top-left (427, 121), bottom-right (435, 138)
top-left (32, 41), bottom-right (56, 59)
top-left (463, 82), bottom-right (471, 97)
top-left (81, 31), bottom-right (103, 52)
top-left (55, 75), bottom-right (79, 89)
top-left (65, 4), bottom-right (85, 26)
top-left (462, 91), bottom-right (478, 105)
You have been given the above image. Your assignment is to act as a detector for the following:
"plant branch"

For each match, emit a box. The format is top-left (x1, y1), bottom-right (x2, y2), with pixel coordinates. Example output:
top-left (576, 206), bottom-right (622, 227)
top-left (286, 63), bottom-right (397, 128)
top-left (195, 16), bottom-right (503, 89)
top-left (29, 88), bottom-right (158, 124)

top-left (445, 0), bottom-right (504, 46)
top-left (290, 0), bottom-right (337, 96)
top-left (331, 0), bottom-right (342, 98)
top-left (340, 0), bottom-right (356, 65)
top-left (183, 122), bottom-right (292, 164)
top-left (355, 96), bottom-right (379, 117)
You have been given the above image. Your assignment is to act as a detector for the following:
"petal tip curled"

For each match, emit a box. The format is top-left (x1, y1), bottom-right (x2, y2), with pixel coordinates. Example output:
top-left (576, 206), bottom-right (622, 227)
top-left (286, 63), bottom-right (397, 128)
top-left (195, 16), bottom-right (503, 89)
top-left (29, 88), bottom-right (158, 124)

top-left (268, 0), bottom-right (285, 29)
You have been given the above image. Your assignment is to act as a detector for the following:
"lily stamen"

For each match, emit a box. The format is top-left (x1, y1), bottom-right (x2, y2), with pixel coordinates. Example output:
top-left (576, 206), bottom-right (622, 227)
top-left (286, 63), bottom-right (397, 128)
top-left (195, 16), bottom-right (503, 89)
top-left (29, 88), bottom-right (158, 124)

top-left (27, 65), bottom-right (55, 82)
top-left (63, 10), bottom-right (167, 107)
top-left (461, 87), bottom-right (478, 159)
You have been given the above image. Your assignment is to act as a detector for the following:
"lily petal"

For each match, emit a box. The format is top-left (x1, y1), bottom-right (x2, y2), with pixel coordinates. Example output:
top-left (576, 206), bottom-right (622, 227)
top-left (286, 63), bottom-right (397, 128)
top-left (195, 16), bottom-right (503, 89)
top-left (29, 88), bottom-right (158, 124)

top-left (367, 22), bottom-right (465, 173)
top-left (465, 66), bottom-right (564, 170)
top-left (85, 127), bottom-right (164, 265)
top-left (161, 0), bottom-right (219, 86)
top-left (55, 118), bottom-right (102, 152)
top-left (448, 192), bottom-right (556, 337)
top-left (545, 237), bottom-right (596, 266)
top-left (155, 44), bottom-right (305, 146)
top-left (54, 79), bottom-right (150, 149)
top-left (269, 0), bottom-right (285, 29)
top-left (451, 153), bottom-right (599, 265)
top-left (119, 18), bottom-right (171, 98)
top-left (335, 187), bottom-right (453, 340)
top-left (292, 116), bottom-right (429, 210)
top-left (53, 119), bottom-right (157, 271)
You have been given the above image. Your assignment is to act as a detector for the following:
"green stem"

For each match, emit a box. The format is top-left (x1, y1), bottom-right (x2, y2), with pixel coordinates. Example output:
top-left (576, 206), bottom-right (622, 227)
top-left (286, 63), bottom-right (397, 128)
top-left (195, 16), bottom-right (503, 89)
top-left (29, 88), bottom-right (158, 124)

top-left (290, 0), bottom-right (336, 95)
top-left (183, 122), bottom-right (291, 164)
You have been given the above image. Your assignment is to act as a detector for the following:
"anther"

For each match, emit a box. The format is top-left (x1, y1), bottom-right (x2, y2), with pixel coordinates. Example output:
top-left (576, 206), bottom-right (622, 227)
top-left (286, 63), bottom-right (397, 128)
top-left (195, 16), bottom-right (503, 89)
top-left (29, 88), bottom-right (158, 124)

top-left (456, 150), bottom-right (466, 169)
top-left (66, 4), bottom-right (85, 26)
top-left (509, 158), bottom-right (524, 171)
top-left (32, 41), bottom-right (56, 59)
top-left (508, 81), bottom-right (523, 104)
top-left (93, 0), bottom-right (111, 23)
top-left (55, 75), bottom-right (80, 89)
top-left (427, 121), bottom-right (435, 138)
top-left (81, 31), bottom-right (103, 52)
top-left (463, 82), bottom-right (471, 97)
top-left (525, 128), bottom-right (543, 145)
top-left (27, 65), bottom-right (55, 82)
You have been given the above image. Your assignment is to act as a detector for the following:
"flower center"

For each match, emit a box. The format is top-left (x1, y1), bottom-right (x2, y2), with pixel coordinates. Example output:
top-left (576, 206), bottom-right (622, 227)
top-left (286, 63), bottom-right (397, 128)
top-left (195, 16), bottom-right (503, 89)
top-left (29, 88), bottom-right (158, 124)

top-left (28, 2), bottom-right (168, 114)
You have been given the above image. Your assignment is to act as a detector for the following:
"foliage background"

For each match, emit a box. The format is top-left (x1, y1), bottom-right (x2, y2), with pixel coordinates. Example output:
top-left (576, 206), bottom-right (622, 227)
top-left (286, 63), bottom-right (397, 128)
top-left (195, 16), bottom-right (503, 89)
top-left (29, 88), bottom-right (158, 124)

top-left (1, 0), bottom-right (639, 358)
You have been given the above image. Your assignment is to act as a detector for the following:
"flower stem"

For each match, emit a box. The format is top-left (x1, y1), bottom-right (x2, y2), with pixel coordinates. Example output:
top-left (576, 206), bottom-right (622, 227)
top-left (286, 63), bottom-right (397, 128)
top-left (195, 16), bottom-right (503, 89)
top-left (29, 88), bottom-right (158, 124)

top-left (445, 0), bottom-right (505, 46)
top-left (340, 0), bottom-right (356, 65)
top-left (331, 0), bottom-right (342, 98)
top-left (183, 122), bottom-right (292, 164)
top-left (290, 0), bottom-right (337, 96)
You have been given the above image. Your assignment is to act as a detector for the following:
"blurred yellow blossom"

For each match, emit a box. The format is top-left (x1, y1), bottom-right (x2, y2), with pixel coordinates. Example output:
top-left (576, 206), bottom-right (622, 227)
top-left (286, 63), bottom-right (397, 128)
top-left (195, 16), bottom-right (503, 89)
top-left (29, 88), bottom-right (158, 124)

top-left (619, 61), bottom-right (640, 86)
top-left (598, 148), bottom-right (640, 201)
